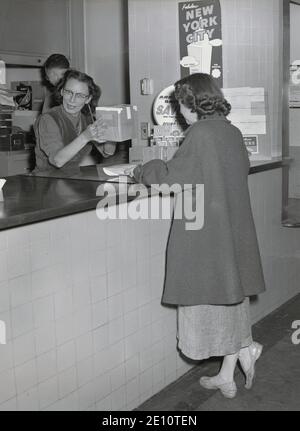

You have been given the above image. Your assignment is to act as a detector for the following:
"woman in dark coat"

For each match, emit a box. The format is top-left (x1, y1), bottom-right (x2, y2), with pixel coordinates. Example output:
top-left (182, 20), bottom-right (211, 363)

top-left (132, 73), bottom-right (265, 398)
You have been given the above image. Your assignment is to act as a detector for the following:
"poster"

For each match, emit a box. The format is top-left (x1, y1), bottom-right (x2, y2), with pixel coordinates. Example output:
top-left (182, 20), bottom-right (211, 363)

top-left (178, 0), bottom-right (223, 87)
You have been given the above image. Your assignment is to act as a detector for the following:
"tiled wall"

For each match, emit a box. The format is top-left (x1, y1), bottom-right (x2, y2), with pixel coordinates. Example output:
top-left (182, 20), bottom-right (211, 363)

top-left (0, 168), bottom-right (300, 411)
top-left (128, 0), bottom-right (283, 156)
top-left (0, 200), bottom-right (192, 411)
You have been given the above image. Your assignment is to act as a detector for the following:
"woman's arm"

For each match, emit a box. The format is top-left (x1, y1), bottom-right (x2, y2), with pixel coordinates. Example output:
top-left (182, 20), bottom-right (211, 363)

top-left (37, 115), bottom-right (107, 168)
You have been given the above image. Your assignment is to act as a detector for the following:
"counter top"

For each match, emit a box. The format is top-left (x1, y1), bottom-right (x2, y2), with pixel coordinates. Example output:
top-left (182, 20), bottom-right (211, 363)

top-left (0, 158), bottom-right (287, 231)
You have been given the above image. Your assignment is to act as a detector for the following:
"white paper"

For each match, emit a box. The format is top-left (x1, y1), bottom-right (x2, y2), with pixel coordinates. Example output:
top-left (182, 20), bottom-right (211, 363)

top-left (103, 164), bottom-right (137, 177)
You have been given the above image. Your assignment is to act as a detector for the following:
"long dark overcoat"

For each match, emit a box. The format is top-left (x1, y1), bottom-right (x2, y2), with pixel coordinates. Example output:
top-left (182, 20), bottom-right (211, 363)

top-left (134, 113), bottom-right (266, 305)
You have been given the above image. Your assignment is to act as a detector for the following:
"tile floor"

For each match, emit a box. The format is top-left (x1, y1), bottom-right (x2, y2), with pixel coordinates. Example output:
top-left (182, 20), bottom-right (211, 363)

top-left (136, 294), bottom-right (300, 411)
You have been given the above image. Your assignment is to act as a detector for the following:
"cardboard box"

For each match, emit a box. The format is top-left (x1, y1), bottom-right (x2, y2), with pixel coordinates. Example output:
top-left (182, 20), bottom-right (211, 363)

top-left (95, 105), bottom-right (138, 142)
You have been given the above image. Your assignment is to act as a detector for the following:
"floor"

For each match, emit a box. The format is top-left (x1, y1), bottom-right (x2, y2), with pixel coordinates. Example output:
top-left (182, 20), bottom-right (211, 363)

top-left (136, 294), bottom-right (300, 411)
top-left (283, 198), bottom-right (300, 227)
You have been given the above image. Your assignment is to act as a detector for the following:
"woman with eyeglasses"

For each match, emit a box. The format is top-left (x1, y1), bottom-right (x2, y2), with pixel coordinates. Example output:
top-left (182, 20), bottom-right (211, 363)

top-left (34, 69), bottom-right (116, 175)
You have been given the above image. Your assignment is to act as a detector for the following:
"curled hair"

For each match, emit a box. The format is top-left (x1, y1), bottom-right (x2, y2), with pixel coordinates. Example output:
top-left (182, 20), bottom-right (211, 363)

top-left (55, 69), bottom-right (101, 115)
top-left (174, 73), bottom-right (231, 118)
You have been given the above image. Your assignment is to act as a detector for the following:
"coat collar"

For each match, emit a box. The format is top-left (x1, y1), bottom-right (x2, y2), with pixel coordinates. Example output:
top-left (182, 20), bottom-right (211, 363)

top-left (197, 112), bottom-right (229, 122)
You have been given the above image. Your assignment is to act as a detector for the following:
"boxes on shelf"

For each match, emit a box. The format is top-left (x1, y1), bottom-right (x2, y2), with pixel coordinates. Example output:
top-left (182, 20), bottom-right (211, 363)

top-left (95, 104), bottom-right (138, 142)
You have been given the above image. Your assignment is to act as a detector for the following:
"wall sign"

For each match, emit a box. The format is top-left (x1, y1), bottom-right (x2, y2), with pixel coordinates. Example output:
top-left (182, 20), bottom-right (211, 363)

top-left (179, 0), bottom-right (223, 87)
top-left (243, 136), bottom-right (259, 155)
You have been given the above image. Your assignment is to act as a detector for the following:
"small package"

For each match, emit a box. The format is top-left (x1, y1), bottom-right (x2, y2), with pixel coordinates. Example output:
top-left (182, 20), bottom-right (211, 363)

top-left (95, 104), bottom-right (138, 142)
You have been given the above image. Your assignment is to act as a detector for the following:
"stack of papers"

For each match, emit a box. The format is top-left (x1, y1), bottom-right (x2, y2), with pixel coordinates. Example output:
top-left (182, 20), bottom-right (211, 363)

top-left (103, 164), bottom-right (137, 177)
top-left (222, 87), bottom-right (267, 135)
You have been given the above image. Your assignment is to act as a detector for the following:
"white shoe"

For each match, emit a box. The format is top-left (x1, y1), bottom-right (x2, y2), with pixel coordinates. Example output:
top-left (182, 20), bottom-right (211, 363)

top-left (239, 342), bottom-right (263, 389)
top-left (199, 375), bottom-right (237, 399)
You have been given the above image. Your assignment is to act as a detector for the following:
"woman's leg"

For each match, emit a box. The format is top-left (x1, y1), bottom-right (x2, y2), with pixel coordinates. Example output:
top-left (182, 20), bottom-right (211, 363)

top-left (199, 351), bottom-right (239, 398)
top-left (219, 352), bottom-right (239, 382)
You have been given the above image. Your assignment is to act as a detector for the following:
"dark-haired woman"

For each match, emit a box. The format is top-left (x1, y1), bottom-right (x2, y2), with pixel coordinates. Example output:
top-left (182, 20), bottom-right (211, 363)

top-left (130, 73), bottom-right (265, 398)
top-left (34, 69), bottom-right (116, 175)
top-left (42, 53), bottom-right (70, 113)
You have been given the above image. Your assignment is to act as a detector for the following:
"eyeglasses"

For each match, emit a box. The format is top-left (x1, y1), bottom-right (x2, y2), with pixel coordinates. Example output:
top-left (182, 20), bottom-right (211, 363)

top-left (62, 88), bottom-right (89, 101)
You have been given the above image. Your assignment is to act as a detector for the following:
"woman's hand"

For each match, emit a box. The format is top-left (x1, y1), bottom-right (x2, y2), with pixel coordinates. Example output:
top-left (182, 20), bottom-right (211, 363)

top-left (82, 117), bottom-right (107, 143)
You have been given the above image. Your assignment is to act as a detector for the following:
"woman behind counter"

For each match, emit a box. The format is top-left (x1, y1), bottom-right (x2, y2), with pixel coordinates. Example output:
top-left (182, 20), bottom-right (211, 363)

top-left (34, 69), bottom-right (116, 176)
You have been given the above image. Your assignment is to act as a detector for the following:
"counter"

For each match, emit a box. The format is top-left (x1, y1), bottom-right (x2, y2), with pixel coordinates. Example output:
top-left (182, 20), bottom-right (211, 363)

top-left (1, 160), bottom-right (300, 411)
top-left (0, 157), bottom-right (287, 231)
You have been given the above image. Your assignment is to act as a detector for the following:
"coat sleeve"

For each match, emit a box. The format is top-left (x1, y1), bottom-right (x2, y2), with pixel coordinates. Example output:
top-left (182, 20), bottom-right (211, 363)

top-left (133, 125), bottom-right (204, 188)
top-left (35, 114), bottom-right (65, 166)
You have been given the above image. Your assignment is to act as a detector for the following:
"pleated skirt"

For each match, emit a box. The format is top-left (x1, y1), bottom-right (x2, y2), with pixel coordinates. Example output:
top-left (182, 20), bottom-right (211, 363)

top-left (177, 298), bottom-right (252, 360)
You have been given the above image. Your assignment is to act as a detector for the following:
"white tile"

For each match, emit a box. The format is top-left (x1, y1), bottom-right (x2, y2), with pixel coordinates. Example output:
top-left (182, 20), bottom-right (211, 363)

top-left (77, 356), bottom-right (94, 388)
top-left (0, 342), bottom-right (13, 373)
top-left (34, 322), bottom-right (56, 356)
top-left (15, 359), bottom-right (38, 394)
top-left (0, 231), bottom-right (8, 251)
top-left (38, 376), bottom-right (59, 410)
top-left (88, 250), bottom-right (106, 278)
top-left (17, 386), bottom-right (39, 411)
top-left (139, 303), bottom-right (152, 328)
top-left (121, 261), bottom-right (137, 292)
top-left (0, 281), bottom-right (9, 313)
top-left (76, 332), bottom-right (93, 363)
top-left (78, 381), bottom-right (95, 411)
top-left (93, 325), bottom-right (109, 353)
top-left (153, 361), bottom-right (165, 386)
top-left (0, 250), bottom-right (8, 283)
top-left (55, 314), bottom-right (74, 346)
top-left (90, 274), bottom-right (107, 304)
top-left (58, 366), bottom-right (77, 398)
top-left (106, 246), bottom-right (122, 274)
top-left (11, 303), bottom-right (34, 338)
top-left (124, 310), bottom-right (139, 337)
top-left (108, 341), bottom-right (125, 371)
top-left (106, 221), bottom-right (122, 248)
top-left (57, 391), bottom-right (79, 411)
top-left (31, 267), bottom-right (54, 300)
top-left (123, 286), bottom-right (138, 314)
top-left (108, 293), bottom-right (124, 320)
top-left (92, 300), bottom-right (108, 329)
top-left (139, 368), bottom-right (153, 396)
top-left (54, 288), bottom-right (73, 320)
top-left (72, 279), bottom-right (91, 310)
top-left (125, 377), bottom-right (139, 405)
top-left (107, 270), bottom-right (122, 297)
top-left (73, 306), bottom-right (92, 338)
top-left (110, 386), bottom-right (126, 411)
top-left (37, 350), bottom-right (57, 383)
top-left (7, 246), bottom-right (30, 279)
top-left (9, 275), bottom-right (32, 308)
top-left (0, 368), bottom-right (16, 404)
top-left (138, 325), bottom-right (152, 352)
top-left (108, 317), bottom-right (124, 345)
top-left (13, 332), bottom-right (36, 367)
top-left (94, 373), bottom-right (111, 403)
top-left (57, 340), bottom-right (76, 372)
top-left (29, 222), bottom-right (50, 244)
top-left (151, 320), bottom-right (163, 345)
top-left (0, 397), bottom-right (17, 411)
top-left (152, 340), bottom-right (165, 365)
top-left (96, 395), bottom-right (112, 411)
top-left (110, 364), bottom-right (126, 392)
top-left (140, 348), bottom-right (153, 373)
top-left (94, 349), bottom-right (111, 377)
top-left (124, 332), bottom-right (140, 361)
top-left (70, 255), bottom-right (89, 284)
top-left (125, 355), bottom-right (139, 382)
top-left (33, 295), bottom-right (55, 328)
top-left (30, 239), bottom-right (51, 272)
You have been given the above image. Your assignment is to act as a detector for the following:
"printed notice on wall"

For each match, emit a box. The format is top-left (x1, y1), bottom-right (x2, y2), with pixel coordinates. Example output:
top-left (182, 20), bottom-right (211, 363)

top-left (179, 0), bottom-right (223, 87)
